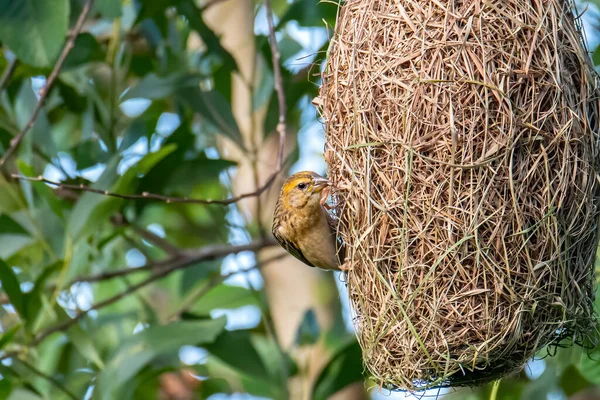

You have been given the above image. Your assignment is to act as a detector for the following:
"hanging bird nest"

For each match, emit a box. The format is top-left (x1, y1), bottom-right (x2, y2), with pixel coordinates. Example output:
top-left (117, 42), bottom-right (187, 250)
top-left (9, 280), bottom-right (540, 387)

top-left (315, 0), bottom-right (600, 391)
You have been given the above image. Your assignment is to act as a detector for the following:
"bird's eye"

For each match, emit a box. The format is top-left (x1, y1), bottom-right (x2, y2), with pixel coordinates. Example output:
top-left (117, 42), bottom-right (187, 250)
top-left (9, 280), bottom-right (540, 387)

top-left (297, 182), bottom-right (307, 190)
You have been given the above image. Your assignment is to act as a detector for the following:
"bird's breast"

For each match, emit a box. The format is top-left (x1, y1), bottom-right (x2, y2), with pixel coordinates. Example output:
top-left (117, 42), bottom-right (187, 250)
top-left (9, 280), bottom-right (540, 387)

top-left (296, 215), bottom-right (339, 270)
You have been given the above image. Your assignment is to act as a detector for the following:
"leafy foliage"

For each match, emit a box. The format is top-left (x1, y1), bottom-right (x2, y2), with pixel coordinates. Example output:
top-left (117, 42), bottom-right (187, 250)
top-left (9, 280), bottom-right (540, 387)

top-left (0, 0), bottom-right (356, 398)
top-left (0, 0), bottom-right (69, 67)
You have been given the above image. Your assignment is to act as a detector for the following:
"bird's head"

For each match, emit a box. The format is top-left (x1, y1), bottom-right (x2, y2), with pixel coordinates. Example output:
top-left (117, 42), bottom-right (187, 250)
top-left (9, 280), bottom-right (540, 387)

top-left (280, 171), bottom-right (331, 210)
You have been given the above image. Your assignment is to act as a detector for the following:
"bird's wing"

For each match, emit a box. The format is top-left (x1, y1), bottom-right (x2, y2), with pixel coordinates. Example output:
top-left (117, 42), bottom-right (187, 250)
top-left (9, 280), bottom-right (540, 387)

top-left (272, 226), bottom-right (316, 268)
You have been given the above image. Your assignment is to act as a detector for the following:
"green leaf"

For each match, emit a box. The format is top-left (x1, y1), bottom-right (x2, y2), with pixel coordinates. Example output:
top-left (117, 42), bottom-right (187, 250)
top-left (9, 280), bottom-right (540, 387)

top-left (295, 309), bottom-right (320, 346)
top-left (135, 124), bottom-right (194, 198)
top-left (134, 0), bottom-right (174, 29)
top-left (14, 161), bottom-right (35, 208)
top-left (7, 389), bottom-right (42, 400)
top-left (134, 0), bottom-right (237, 72)
top-left (22, 261), bottom-right (61, 331)
top-left (117, 102), bottom-right (164, 151)
top-left (96, 317), bottom-right (226, 400)
top-left (0, 258), bottom-right (25, 318)
top-left (189, 284), bottom-right (260, 315)
top-left (123, 73), bottom-right (203, 101)
top-left (0, 215), bottom-right (28, 235)
top-left (197, 378), bottom-right (233, 397)
top-left (0, 377), bottom-right (12, 398)
top-left (0, 0), bottom-right (70, 67)
top-left (153, 154), bottom-right (236, 195)
top-left (66, 156), bottom-right (120, 239)
top-left (67, 145), bottom-right (176, 239)
top-left (181, 260), bottom-right (220, 293)
top-left (551, 345), bottom-right (583, 375)
top-left (312, 340), bottom-right (364, 400)
top-left (15, 80), bottom-right (55, 160)
top-left (63, 33), bottom-right (105, 70)
top-left (68, 325), bottom-right (105, 369)
top-left (251, 334), bottom-right (297, 380)
top-left (0, 127), bottom-right (11, 154)
top-left (0, 324), bottom-right (21, 350)
top-left (94, 0), bottom-right (122, 19)
top-left (72, 140), bottom-right (110, 169)
top-left (57, 81), bottom-right (88, 114)
top-left (579, 348), bottom-right (600, 386)
top-left (560, 364), bottom-right (591, 396)
top-left (119, 123), bottom-right (149, 154)
top-left (177, 87), bottom-right (244, 148)
top-left (111, 144), bottom-right (178, 193)
top-left (176, 0), bottom-right (238, 71)
top-left (204, 331), bottom-right (270, 380)
top-left (0, 234), bottom-right (35, 260)
top-left (276, 0), bottom-right (339, 29)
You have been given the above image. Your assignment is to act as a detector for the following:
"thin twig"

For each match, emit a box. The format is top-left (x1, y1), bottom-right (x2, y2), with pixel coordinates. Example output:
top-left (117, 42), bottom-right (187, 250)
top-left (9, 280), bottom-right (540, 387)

top-left (265, 0), bottom-right (287, 173)
top-left (16, 358), bottom-right (78, 400)
top-left (0, 58), bottom-right (17, 93)
top-left (0, 0), bottom-right (94, 168)
top-left (10, 173), bottom-right (281, 205)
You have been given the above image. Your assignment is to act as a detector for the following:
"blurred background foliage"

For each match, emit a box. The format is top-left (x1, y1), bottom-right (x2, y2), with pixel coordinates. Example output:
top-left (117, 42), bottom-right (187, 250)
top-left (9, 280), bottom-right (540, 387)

top-left (0, 0), bottom-right (599, 399)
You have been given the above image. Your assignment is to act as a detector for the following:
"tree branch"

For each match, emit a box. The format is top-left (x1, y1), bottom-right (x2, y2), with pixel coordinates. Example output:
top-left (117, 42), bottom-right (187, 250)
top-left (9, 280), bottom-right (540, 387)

top-left (0, 239), bottom-right (279, 305)
top-left (30, 239), bottom-right (276, 345)
top-left (0, 0), bottom-right (94, 168)
top-left (70, 261), bottom-right (159, 284)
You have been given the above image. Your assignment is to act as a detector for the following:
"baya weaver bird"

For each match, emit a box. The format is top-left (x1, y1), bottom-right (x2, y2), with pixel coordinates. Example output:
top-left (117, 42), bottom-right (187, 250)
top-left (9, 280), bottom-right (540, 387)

top-left (272, 171), bottom-right (346, 271)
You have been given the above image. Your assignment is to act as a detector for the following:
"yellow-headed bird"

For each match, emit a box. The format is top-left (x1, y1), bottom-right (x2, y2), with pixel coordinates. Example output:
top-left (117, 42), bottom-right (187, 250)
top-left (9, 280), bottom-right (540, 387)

top-left (272, 171), bottom-right (346, 271)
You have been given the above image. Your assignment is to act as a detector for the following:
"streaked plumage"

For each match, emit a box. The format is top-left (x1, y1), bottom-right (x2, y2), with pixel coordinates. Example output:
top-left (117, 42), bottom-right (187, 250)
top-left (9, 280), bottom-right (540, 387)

top-left (272, 171), bottom-right (346, 271)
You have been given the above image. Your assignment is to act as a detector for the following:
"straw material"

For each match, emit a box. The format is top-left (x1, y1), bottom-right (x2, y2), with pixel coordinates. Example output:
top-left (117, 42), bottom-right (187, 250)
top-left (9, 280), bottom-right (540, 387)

top-left (316, 0), bottom-right (600, 391)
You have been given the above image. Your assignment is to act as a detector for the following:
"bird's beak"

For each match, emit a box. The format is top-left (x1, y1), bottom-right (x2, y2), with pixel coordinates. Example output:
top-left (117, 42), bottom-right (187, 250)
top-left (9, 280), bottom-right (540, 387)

top-left (312, 177), bottom-right (331, 192)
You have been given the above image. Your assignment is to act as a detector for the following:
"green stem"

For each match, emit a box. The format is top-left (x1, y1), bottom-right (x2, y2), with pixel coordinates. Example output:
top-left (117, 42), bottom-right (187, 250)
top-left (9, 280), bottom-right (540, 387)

top-left (490, 380), bottom-right (501, 400)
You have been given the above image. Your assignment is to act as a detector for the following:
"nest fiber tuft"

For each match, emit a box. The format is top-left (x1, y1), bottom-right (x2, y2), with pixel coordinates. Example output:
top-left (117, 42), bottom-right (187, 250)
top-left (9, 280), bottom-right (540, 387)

top-left (317, 0), bottom-right (600, 390)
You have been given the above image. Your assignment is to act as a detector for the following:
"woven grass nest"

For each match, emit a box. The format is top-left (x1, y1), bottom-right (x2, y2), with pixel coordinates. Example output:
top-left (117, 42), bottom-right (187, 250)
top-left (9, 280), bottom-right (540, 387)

top-left (315, 0), bottom-right (600, 391)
